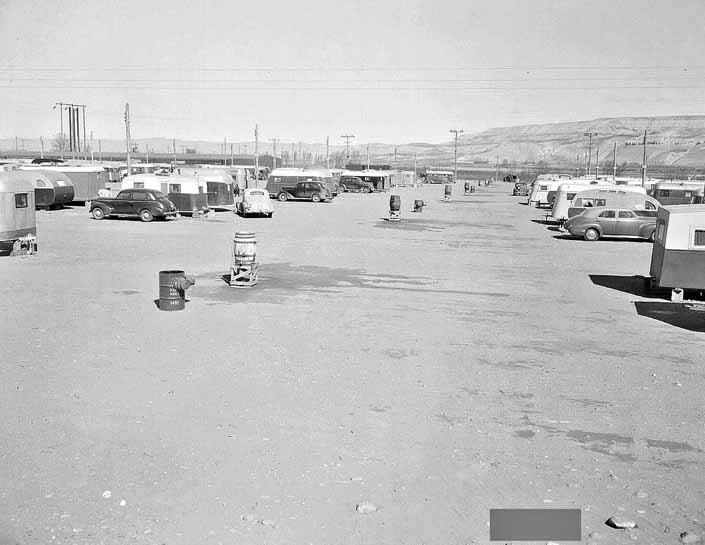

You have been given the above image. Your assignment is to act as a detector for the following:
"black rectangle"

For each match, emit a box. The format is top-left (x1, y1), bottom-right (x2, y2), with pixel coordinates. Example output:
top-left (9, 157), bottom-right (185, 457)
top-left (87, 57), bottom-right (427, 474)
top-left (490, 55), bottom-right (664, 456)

top-left (490, 509), bottom-right (581, 541)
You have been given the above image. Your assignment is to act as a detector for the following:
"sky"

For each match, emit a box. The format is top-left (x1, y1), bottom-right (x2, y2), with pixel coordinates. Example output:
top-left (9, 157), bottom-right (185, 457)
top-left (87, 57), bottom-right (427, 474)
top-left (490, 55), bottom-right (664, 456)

top-left (1, 0), bottom-right (704, 145)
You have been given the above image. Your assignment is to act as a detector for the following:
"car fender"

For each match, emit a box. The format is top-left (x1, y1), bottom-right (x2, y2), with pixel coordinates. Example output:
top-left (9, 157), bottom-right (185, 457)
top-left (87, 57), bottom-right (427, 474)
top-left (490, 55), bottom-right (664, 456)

top-left (93, 203), bottom-right (112, 214)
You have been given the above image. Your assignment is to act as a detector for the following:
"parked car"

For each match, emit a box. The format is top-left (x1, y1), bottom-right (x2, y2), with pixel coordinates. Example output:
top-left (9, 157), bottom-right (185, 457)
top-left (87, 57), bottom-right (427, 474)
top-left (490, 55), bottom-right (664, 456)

top-left (236, 188), bottom-right (274, 217)
top-left (564, 207), bottom-right (657, 241)
top-left (339, 176), bottom-right (373, 193)
top-left (277, 181), bottom-right (331, 202)
top-left (90, 189), bottom-right (177, 222)
top-left (512, 182), bottom-right (529, 196)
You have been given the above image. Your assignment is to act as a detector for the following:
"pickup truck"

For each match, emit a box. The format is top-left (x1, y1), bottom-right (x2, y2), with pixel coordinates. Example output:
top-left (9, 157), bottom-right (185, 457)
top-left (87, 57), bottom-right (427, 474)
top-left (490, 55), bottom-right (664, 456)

top-left (90, 188), bottom-right (177, 222)
top-left (277, 181), bottom-right (331, 202)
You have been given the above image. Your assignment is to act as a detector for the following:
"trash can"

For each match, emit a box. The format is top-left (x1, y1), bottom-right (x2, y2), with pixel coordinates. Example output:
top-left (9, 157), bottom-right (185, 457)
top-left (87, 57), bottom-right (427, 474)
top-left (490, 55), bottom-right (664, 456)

top-left (159, 270), bottom-right (186, 311)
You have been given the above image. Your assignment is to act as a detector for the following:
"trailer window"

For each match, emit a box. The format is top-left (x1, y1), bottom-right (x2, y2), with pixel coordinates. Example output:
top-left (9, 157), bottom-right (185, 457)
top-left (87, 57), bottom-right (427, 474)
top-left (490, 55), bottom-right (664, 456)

top-left (169, 184), bottom-right (181, 193)
top-left (644, 201), bottom-right (656, 210)
top-left (694, 230), bottom-right (705, 247)
top-left (685, 192), bottom-right (692, 198)
top-left (14, 193), bottom-right (28, 208)
top-left (133, 182), bottom-right (144, 189)
top-left (659, 190), bottom-right (670, 197)
top-left (35, 179), bottom-right (47, 187)
top-left (595, 199), bottom-right (607, 206)
top-left (566, 193), bottom-right (576, 200)
top-left (539, 185), bottom-right (548, 190)
top-left (656, 220), bottom-right (666, 242)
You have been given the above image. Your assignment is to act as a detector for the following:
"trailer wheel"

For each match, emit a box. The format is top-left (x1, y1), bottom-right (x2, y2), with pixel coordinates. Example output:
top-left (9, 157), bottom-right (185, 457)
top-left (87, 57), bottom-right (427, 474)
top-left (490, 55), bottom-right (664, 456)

top-left (91, 207), bottom-right (105, 220)
top-left (139, 209), bottom-right (154, 222)
top-left (584, 228), bottom-right (600, 241)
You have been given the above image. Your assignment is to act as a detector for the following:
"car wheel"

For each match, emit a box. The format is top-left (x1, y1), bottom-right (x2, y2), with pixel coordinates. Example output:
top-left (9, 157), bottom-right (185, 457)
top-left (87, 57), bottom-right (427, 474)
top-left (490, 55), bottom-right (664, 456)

top-left (366, 187), bottom-right (373, 193)
top-left (139, 209), bottom-right (154, 222)
top-left (278, 192), bottom-right (288, 202)
top-left (584, 228), bottom-right (600, 241)
top-left (649, 229), bottom-right (656, 242)
top-left (340, 184), bottom-right (347, 192)
top-left (311, 193), bottom-right (322, 203)
top-left (91, 207), bottom-right (105, 220)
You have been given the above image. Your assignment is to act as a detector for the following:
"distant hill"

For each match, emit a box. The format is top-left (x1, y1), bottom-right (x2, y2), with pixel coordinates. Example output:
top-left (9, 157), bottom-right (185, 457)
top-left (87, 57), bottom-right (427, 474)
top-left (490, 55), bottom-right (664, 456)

top-left (2, 115), bottom-right (705, 167)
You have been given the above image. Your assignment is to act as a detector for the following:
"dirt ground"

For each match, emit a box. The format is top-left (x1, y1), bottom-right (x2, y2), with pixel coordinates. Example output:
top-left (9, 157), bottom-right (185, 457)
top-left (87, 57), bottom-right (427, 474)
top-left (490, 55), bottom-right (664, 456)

top-left (1, 183), bottom-right (703, 545)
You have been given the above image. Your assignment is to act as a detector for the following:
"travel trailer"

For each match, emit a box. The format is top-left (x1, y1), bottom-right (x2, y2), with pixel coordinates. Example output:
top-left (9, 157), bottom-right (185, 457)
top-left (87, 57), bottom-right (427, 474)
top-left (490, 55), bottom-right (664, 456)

top-left (120, 174), bottom-right (209, 215)
top-left (649, 205), bottom-right (705, 300)
top-left (0, 172), bottom-right (36, 250)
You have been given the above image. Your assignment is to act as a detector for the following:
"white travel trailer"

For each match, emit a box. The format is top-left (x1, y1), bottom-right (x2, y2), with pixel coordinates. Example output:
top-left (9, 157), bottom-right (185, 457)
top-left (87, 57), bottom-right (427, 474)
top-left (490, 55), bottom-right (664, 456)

top-left (565, 187), bottom-right (658, 220)
top-left (119, 174), bottom-right (209, 215)
top-left (529, 176), bottom-right (610, 208)
top-left (548, 181), bottom-right (617, 222)
top-left (552, 185), bottom-right (656, 223)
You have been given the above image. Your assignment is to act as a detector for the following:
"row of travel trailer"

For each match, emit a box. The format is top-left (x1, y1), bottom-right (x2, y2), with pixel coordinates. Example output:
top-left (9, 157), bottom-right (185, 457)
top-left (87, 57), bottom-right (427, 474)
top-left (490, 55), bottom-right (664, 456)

top-left (524, 174), bottom-right (705, 302)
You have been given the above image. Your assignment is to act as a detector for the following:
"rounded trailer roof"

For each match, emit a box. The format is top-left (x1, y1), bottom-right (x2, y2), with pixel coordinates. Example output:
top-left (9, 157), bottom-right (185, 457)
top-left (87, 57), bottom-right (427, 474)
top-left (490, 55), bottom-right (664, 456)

top-left (659, 205), bottom-right (705, 250)
top-left (122, 173), bottom-right (203, 189)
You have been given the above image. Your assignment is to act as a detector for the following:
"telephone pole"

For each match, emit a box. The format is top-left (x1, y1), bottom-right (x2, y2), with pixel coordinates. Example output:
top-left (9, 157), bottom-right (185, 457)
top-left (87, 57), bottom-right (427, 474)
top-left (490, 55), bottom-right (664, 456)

top-left (612, 142), bottom-right (617, 181)
top-left (367, 144), bottom-right (370, 170)
top-left (340, 134), bottom-right (355, 165)
top-left (270, 138), bottom-right (278, 170)
top-left (450, 129), bottom-right (463, 182)
top-left (325, 136), bottom-right (330, 169)
top-left (584, 132), bottom-right (598, 179)
top-left (254, 124), bottom-right (259, 188)
top-left (223, 137), bottom-right (227, 166)
top-left (641, 130), bottom-right (648, 187)
top-left (124, 103), bottom-right (132, 176)
top-left (40, 136), bottom-right (44, 159)
top-left (595, 148), bottom-right (599, 178)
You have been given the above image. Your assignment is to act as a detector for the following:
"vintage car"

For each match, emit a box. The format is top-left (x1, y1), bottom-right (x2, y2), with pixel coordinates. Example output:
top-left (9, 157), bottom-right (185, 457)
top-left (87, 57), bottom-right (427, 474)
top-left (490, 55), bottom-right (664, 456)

top-left (339, 176), bottom-right (373, 193)
top-left (512, 182), bottom-right (529, 196)
top-left (564, 207), bottom-right (658, 241)
top-left (90, 189), bottom-right (177, 222)
top-left (276, 181), bottom-right (331, 202)
top-left (236, 188), bottom-right (274, 217)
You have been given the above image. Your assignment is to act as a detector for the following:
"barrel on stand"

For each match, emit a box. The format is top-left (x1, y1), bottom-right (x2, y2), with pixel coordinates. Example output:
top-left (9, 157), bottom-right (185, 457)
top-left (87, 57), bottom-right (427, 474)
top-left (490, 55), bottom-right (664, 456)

top-left (413, 199), bottom-right (424, 212)
top-left (444, 184), bottom-right (452, 200)
top-left (159, 270), bottom-right (186, 311)
top-left (464, 182), bottom-right (470, 194)
top-left (389, 195), bottom-right (401, 212)
top-left (233, 231), bottom-right (257, 265)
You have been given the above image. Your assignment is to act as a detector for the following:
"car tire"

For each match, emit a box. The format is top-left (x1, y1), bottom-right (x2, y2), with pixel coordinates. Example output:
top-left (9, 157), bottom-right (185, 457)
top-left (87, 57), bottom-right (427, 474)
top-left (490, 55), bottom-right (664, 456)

top-left (366, 187), bottom-right (373, 193)
top-left (278, 192), bottom-right (288, 202)
top-left (139, 209), bottom-right (154, 222)
top-left (340, 184), bottom-right (347, 192)
top-left (91, 207), bottom-right (105, 220)
top-left (584, 228), bottom-right (600, 241)
top-left (311, 193), bottom-right (322, 203)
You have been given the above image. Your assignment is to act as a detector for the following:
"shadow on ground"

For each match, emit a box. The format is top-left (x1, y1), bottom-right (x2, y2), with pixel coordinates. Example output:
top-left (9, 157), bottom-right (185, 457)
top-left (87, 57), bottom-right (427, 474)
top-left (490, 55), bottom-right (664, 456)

top-left (192, 262), bottom-right (510, 304)
top-left (634, 301), bottom-right (705, 332)
top-left (590, 274), bottom-right (668, 299)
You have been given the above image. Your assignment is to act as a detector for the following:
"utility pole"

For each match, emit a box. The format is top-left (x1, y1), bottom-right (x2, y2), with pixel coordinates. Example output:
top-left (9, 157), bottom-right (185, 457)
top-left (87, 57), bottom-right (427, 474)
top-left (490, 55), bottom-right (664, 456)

top-left (595, 149), bottom-right (599, 178)
top-left (173, 138), bottom-right (177, 169)
top-left (367, 144), bottom-right (370, 170)
top-left (40, 136), bottom-right (44, 159)
top-left (340, 134), bottom-right (355, 166)
top-left (612, 142), bottom-right (617, 181)
top-left (641, 130), bottom-right (647, 187)
top-left (271, 138), bottom-right (278, 170)
top-left (230, 143), bottom-right (234, 167)
top-left (82, 106), bottom-right (87, 160)
top-left (53, 102), bottom-right (65, 158)
top-left (254, 124), bottom-right (259, 188)
top-left (394, 146), bottom-right (397, 169)
top-left (495, 155), bottom-right (499, 183)
top-left (223, 137), bottom-right (227, 166)
top-left (325, 136), bottom-right (330, 169)
top-left (575, 153), bottom-right (580, 177)
top-left (90, 131), bottom-right (94, 162)
top-left (414, 152), bottom-right (417, 184)
top-left (124, 103), bottom-right (132, 176)
top-left (450, 129), bottom-right (463, 182)
top-left (584, 131), bottom-right (598, 179)
top-left (99, 139), bottom-right (102, 162)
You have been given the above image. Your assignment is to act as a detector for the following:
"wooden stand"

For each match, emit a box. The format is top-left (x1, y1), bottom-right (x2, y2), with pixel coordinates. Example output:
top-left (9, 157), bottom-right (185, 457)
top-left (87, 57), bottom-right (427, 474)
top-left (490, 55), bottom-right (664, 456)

top-left (230, 262), bottom-right (259, 288)
top-left (389, 211), bottom-right (401, 222)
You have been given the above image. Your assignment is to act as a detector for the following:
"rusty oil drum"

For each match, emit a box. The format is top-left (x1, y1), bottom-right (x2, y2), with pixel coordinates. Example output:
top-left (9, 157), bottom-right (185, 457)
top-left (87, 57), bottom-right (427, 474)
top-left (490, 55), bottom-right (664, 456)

top-left (233, 231), bottom-right (257, 265)
top-left (389, 195), bottom-right (401, 212)
top-left (159, 270), bottom-right (186, 311)
top-left (444, 184), bottom-right (452, 196)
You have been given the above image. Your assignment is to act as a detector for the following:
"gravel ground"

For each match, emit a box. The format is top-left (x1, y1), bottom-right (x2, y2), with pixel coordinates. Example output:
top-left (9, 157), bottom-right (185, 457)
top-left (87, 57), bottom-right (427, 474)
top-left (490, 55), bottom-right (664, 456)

top-left (1, 182), bottom-right (704, 545)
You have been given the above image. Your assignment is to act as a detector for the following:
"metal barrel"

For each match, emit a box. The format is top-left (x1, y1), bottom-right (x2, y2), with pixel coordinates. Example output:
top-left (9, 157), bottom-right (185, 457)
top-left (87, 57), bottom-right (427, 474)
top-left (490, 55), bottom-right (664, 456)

top-left (159, 270), bottom-right (186, 311)
top-left (444, 184), bottom-right (452, 196)
top-left (234, 231), bottom-right (257, 265)
top-left (414, 199), bottom-right (424, 212)
top-left (464, 182), bottom-right (470, 191)
top-left (389, 195), bottom-right (401, 211)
